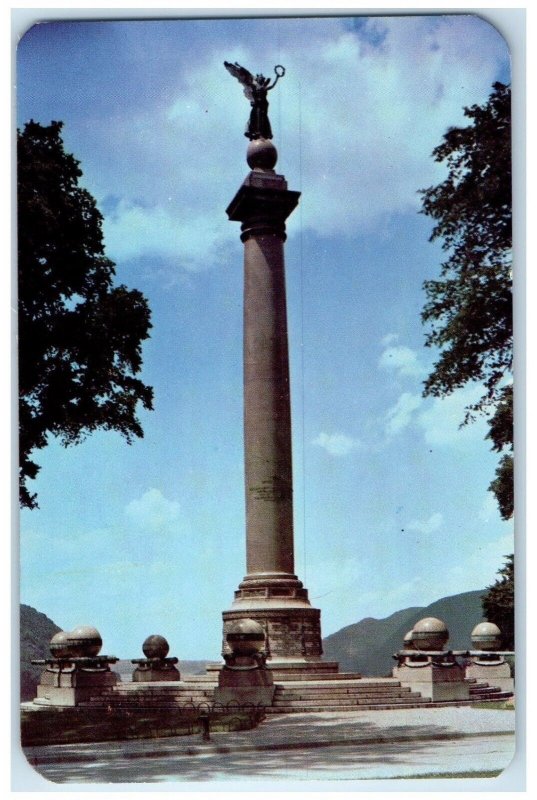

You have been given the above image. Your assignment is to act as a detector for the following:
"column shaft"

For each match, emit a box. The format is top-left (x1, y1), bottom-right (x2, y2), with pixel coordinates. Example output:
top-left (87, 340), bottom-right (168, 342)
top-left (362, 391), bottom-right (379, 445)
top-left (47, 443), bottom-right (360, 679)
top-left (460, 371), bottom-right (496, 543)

top-left (243, 232), bottom-right (294, 576)
top-left (223, 170), bottom-right (324, 664)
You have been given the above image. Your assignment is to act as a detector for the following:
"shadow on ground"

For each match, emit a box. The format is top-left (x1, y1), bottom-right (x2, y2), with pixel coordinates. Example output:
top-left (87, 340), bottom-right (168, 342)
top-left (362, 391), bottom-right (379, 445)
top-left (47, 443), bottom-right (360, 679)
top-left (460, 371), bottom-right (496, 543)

top-left (22, 712), bottom-right (515, 784)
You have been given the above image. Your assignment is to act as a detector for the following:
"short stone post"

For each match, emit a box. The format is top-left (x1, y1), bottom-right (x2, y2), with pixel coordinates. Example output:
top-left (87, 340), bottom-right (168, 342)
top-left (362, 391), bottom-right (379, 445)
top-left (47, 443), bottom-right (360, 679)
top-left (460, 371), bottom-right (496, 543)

top-left (214, 619), bottom-right (275, 707)
top-left (131, 635), bottom-right (181, 682)
top-left (32, 626), bottom-right (119, 706)
top-left (465, 622), bottom-right (514, 694)
top-left (392, 617), bottom-right (470, 702)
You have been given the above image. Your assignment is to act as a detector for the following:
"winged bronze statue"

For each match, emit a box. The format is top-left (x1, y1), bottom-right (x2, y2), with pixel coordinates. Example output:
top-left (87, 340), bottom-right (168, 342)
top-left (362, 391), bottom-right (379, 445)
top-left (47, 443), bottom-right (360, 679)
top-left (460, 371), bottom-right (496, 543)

top-left (224, 62), bottom-right (285, 140)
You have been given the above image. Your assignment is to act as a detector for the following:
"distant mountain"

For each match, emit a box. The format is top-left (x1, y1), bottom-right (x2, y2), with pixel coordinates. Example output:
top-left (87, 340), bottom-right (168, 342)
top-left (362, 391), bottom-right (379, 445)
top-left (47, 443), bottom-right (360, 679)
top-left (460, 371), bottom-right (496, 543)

top-left (112, 659), bottom-right (213, 681)
top-left (19, 604), bottom-right (215, 699)
top-left (322, 590), bottom-right (486, 677)
top-left (20, 590), bottom-right (487, 700)
top-left (19, 604), bottom-right (62, 702)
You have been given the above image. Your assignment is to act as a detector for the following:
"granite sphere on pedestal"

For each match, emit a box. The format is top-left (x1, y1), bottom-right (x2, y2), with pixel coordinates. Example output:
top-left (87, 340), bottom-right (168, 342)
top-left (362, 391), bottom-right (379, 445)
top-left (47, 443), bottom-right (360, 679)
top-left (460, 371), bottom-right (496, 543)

top-left (226, 618), bottom-right (265, 656)
top-left (403, 630), bottom-right (414, 649)
top-left (142, 635), bottom-right (170, 660)
top-left (412, 617), bottom-right (449, 651)
top-left (49, 631), bottom-right (73, 658)
top-left (67, 626), bottom-right (103, 657)
top-left (471, 621), bottom-right (502, 651)
top-left (247, 138), bottom-right (278, 171)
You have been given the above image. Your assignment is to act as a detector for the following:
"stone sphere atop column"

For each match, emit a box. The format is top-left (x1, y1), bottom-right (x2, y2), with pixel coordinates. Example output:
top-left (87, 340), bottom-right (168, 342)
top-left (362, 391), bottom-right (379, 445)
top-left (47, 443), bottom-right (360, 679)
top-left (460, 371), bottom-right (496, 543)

top-left (412, 617), bottom-right (449, 651)
top-left (142, 634), bottom-right (170, 659)
top-left (403, 629), bottom-right (414, 648)
top-left (49, 631), bottom-right (73, 658)
top-left (471, 621), bottom-right (502, 650)
top-left (67, 625), bottom-right (103, 657)
top-left (226, 618), bottom-right (265, 655)
top-left (247, 138), bottom-right (278, 171)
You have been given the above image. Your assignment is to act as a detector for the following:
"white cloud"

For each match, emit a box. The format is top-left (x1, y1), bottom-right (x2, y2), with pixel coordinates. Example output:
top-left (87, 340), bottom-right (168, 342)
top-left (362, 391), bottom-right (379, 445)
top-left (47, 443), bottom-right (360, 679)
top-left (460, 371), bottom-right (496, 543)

top-left (308, 555), bottom-right (366, 599)
top-left (279, 15), bottom-right (508, 238)
top-left (384, 392), bottom-right (423, 436)
top-left (381, 333), bottom-right (399, 347)
top-left (344, 531), bottom-right (514, 626)
top-left (82, 16), bottom-right (507, 270)
top-left (379, 345), bottom-right (426, 378)
top-left (416, 384), bottom-right (489, 447)
top-left (478, 493), bottom-right (502, 523)
top-left (124, 488), bottom-right (183, 535)
top-left (422, 531), bottom-right (514, 602)
top-left (102, 199), bottom-right (236, 270)
top-left (312, 431), bottom-right (361, 456)
top-left (406, 512), bottom-right (443, 535)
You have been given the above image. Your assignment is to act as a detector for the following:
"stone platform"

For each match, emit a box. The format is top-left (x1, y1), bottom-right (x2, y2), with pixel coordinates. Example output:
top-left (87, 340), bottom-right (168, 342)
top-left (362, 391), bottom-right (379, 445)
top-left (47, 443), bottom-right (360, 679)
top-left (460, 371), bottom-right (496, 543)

top-left (71, 672), bottom-right (512, 714)
top-left (207, 659), bottom-right (343, 681)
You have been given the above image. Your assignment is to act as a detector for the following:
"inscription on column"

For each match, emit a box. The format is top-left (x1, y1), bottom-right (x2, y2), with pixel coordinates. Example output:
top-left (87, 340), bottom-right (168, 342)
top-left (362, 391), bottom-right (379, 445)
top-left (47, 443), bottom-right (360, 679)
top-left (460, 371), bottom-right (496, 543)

top-left (249, 477), bottom-right (292, 502)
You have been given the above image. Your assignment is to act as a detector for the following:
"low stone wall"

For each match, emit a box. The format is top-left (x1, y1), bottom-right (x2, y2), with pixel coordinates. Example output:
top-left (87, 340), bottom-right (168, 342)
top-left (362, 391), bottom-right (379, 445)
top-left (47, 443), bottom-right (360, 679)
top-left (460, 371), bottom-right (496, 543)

top-left (20, 704), bottom-right (264, 747)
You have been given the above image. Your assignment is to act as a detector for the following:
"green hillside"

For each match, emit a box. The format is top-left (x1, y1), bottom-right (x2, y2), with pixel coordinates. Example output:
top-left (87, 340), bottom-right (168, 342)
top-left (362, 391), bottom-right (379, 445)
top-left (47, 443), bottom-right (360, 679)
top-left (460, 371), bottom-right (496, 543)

top-left (20, 590), bottom-right (487, 699)
top-left (322, 589), bottom-right (486, 676)
top-left (19, 604), bottom-right (62, 701)
top-left (19, 605), bottom-right (214, 699)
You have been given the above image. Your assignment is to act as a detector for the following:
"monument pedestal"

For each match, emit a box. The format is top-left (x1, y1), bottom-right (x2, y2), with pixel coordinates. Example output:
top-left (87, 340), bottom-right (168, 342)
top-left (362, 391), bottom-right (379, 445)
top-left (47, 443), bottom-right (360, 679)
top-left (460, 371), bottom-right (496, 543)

top-left (222, 573), bottom-right (323, 667)
top-left (465, 654), bottom-right (514, 694)
top-left (223, 148), bottom-right (331, 673)
top-left (393, 655), bottom-right (469, 702)
top-left (131, 658), bottom-right (180, 682)
top-left (34, 661), bottom-right (119, 707)
top-left (214, 654), bottom-right (275, 706)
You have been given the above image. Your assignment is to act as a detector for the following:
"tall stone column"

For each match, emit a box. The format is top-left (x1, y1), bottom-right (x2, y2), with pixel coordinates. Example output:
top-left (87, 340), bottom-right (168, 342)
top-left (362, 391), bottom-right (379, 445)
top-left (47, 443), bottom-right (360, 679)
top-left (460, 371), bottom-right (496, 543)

top-left (221, 137), bottom-right (325, 667)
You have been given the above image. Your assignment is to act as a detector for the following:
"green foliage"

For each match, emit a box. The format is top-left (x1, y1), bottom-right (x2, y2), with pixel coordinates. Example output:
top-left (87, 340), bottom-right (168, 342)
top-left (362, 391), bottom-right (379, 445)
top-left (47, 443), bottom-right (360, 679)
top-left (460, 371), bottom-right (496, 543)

top-left (18, 121), bottom-right (154, 508)
top-left (489, 452), bottom-right (514, 522)
top-left (20, 604), bottom-right (61, 701)
top-left (323, 590), bottom-right (486, 675)
top-left (420, 83), bottom-right (513, 519)
top-left (482, 554), bottom-right (514, 650)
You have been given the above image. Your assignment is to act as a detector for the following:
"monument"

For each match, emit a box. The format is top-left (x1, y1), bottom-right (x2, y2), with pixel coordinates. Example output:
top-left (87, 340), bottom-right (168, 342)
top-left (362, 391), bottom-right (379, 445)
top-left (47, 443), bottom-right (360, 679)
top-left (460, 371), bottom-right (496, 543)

top-left (214, 618), bottom-right (276, 707)
top-left (392, 617), bottom-right (469, 702)
top-left (131, 634), bottom-right (181, 682)
top-left (221, 63), bottom-right (332, 675)
top-left (32, 626), bottom-right (119, 706)
top-left (465, 622), bottom-right (515, 694)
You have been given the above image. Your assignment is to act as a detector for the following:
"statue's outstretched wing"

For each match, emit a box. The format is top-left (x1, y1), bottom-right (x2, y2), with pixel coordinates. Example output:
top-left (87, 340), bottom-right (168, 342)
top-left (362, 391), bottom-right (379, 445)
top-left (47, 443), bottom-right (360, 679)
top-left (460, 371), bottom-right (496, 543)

top-left (224, 61), bottom-right (255, 101)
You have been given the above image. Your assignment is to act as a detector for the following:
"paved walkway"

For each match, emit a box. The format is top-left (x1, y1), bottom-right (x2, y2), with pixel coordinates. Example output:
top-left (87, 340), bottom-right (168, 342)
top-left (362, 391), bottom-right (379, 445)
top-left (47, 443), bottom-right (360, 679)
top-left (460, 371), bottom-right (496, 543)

top-left (21, 706), bottom-right (516, 786)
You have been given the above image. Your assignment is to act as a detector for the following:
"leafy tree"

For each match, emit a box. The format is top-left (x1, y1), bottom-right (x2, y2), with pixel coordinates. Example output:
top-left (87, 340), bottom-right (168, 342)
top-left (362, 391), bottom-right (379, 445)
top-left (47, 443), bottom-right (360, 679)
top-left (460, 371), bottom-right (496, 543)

top-left (482, 554), bottom-right (514, 650)
top-left (18, 120), bottom-right (153, 509)
top-left (420, 82), bottom-right (513, 519)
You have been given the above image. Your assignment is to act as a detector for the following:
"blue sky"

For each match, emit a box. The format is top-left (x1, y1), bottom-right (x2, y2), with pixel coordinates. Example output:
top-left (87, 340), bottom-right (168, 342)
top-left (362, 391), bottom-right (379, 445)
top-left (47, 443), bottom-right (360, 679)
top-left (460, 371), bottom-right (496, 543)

top-left (17, 13), bottom-right (513, 660)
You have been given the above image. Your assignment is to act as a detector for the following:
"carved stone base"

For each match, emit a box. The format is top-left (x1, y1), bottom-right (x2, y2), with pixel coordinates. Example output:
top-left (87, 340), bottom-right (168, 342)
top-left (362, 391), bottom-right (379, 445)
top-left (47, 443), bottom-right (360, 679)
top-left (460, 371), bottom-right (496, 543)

top-left (132, 665), bottom-right (181, 683)
top-left (131, 657), bottom-right (180, 683)
top-left (221, 604), bottom-right (323, 664)
top-left (35, 666), bottom-right (119, 707)
top-left (214, 685), bottom-right (276, 706)
top-left (466, 659), bottom-right (514, 693)
top-left (232, 572), bottom-right (311, 604)
top-left (393, 660), bottom-right (469, 701)
top-left (214, 652), bottom-right (275, 706)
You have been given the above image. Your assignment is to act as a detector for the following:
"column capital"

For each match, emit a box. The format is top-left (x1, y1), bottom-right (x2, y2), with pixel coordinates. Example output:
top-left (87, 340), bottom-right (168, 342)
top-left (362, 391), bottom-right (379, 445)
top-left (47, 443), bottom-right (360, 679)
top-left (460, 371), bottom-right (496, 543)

top-left (226, 171), bottom-right (300, 241)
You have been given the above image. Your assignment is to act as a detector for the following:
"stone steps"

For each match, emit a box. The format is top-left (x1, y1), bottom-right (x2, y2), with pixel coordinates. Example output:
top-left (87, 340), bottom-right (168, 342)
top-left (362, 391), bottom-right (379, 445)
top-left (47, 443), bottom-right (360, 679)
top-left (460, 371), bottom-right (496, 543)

top-left (469, 682), bottom-right (513, 701)
top-left (273, 691), bottom-right (418, 701)
top-left (82, 682), bottom-right (215, 708)
top-left (269, 680), bottom-right (429, 712)
top-left (272, 684), bottom-right (413, 696)
top-left (270, 696), bottom-right (429, 709)
top-left (78, 674), bottom-right (512, 714)
top-left (267, 671), bottom-right (363, 682)
top-left (266, 700), bottom-right (431, 714)
top-left (266, 697), bottom-right (511, 714)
